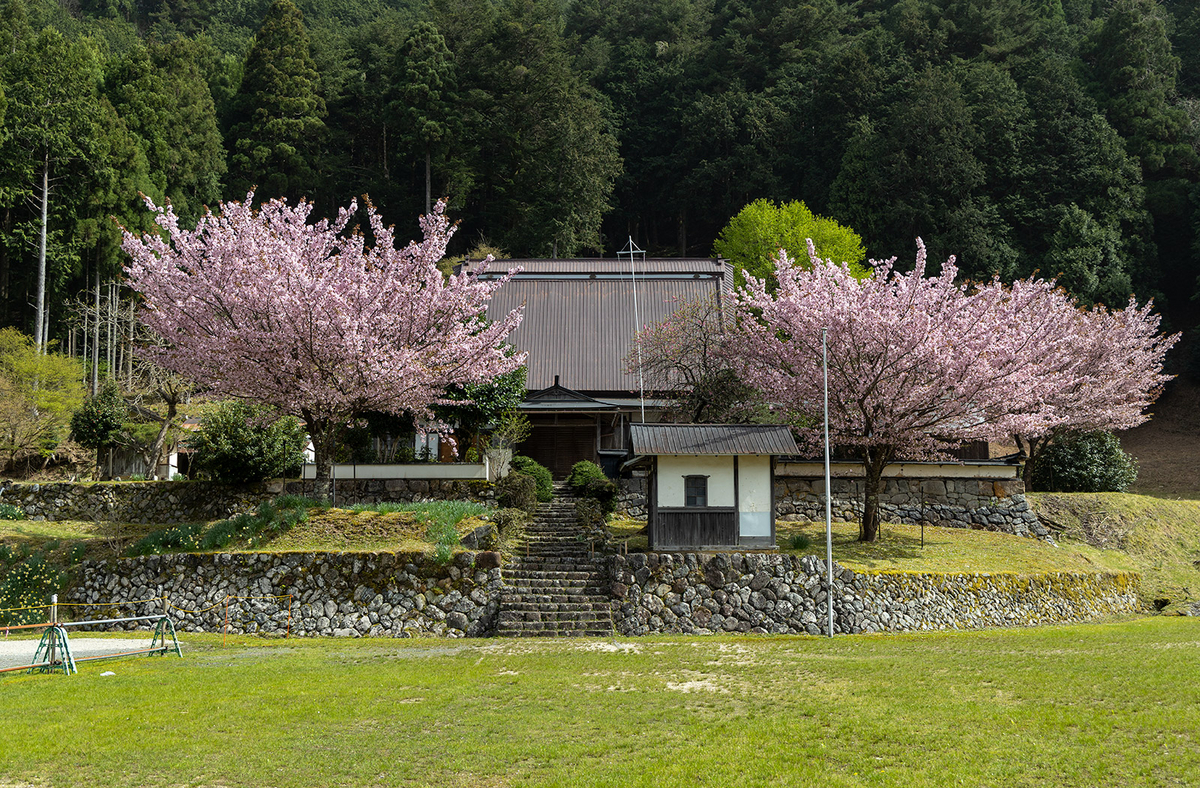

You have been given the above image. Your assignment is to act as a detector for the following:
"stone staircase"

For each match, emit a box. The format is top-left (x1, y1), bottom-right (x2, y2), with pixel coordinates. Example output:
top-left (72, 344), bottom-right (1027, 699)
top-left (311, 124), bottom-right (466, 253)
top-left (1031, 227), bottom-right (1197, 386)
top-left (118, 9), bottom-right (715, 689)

top-left (495, 489), bottom-right (614, 637)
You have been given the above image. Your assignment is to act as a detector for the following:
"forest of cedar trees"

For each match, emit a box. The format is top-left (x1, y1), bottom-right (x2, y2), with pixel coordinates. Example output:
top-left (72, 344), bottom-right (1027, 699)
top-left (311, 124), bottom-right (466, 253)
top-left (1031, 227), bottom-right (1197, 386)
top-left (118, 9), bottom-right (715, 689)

top-left (2, 0), bottom-right (1200, 348)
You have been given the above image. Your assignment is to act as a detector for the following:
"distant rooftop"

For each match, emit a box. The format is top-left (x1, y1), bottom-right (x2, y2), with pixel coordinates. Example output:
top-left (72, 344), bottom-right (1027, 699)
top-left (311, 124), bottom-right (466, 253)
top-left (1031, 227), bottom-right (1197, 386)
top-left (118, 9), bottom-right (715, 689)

top-left (473, 258), bottom-right (732, 392)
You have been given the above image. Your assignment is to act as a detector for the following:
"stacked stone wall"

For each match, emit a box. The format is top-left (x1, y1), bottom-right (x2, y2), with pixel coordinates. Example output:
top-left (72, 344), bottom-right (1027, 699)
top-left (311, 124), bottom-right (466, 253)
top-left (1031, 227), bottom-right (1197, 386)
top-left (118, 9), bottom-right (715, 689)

top-left (0, 478), bottom-right (494, 524)
top-left (65, 549), bottom-right (1142, 639)
top-left (615, 473), bottom-right (1046, 538)
top-left (608, 551), bottom-right (1140, 636)
top-left (67, 551), bottom-right (502, 638)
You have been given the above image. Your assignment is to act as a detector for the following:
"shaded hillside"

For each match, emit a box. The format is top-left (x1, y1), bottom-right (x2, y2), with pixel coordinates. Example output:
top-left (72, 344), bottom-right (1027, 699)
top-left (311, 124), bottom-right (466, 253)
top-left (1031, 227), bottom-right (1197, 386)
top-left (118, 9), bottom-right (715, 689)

top-left (1118, 378), bottom-right (1200, 499)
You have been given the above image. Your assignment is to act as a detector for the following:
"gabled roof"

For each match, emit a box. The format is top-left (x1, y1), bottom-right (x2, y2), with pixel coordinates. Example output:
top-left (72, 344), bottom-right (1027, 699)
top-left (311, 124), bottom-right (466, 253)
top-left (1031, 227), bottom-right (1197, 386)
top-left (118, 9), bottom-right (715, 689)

top-left (521, 380), bottom-right (619, 411)
top-left (630, 424), bottom-right (799, 456)
top-left (467, 258), bottom-right (731, 392)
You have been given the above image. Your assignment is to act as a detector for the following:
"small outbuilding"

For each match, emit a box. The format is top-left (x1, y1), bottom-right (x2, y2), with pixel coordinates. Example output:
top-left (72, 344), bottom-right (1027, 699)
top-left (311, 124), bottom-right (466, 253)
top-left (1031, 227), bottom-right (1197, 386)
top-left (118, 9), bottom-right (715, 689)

top-left (626, 423), bottom-right (800, 551)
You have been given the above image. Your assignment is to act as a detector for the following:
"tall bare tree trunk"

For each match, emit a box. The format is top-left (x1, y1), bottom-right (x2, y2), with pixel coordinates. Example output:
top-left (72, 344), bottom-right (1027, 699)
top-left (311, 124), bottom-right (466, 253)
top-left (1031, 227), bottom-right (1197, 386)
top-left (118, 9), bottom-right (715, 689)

top-left (34, 153), bottom-right (49, 353)
top-left (91, 268), bottom-right (100, 395)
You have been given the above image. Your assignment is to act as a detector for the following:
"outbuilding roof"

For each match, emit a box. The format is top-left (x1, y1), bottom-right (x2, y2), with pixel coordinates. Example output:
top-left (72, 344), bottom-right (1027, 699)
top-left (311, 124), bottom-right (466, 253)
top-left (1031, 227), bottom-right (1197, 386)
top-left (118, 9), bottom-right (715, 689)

top-left (630, 424), bottom-right (799, 456)
top-left (464, 258), bottom-right (731, 392)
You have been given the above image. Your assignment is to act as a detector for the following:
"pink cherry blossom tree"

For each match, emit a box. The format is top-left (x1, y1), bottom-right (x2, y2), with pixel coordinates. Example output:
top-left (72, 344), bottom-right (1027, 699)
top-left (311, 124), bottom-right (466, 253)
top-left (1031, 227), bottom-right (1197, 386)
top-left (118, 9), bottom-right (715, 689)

top-left (1005, 297), bottom-right (1177, 488)
top-left (123, 194), bottom-right (523, 498)
top-left (734, 240), bottom-right (1174, 542)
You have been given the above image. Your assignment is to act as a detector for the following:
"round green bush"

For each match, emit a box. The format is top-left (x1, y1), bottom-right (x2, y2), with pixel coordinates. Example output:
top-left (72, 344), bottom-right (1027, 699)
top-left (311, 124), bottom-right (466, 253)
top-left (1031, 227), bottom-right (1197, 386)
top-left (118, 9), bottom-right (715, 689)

top-left (189, 400), bottom-right (308, 483)
top-left (567, 460), bottom-right (608, 489)
top-left (510, 455), bottom-right (553, 502)
top-left (1031, 430), bottom-right (1138, 493)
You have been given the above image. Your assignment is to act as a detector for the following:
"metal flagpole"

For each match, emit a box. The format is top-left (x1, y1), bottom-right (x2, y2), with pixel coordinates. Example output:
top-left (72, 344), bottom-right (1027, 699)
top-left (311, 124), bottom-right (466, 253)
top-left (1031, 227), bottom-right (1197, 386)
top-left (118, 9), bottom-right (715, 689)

top-left (620, 236), bottom-right (647, 422)
top-left (823, 328), bottom-right (834, 638)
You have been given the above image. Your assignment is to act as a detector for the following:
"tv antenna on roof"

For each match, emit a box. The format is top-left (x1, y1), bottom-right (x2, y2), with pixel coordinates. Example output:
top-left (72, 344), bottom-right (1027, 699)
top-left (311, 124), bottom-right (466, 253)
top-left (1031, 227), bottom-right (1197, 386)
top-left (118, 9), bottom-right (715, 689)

top-left (618, 236), bottom-right (647, 422)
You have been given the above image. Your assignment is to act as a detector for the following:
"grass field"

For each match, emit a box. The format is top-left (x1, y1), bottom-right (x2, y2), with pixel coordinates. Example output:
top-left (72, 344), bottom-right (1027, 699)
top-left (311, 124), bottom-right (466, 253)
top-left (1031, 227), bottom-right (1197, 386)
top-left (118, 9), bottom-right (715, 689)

top-left (1, 617), bottom-right (1197, 787)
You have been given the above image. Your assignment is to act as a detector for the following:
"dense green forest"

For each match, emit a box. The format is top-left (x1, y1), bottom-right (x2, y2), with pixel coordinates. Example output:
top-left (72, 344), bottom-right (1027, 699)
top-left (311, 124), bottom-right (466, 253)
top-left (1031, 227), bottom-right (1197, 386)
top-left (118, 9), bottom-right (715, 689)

top-left (3, 0), bottom-right (1200, 351)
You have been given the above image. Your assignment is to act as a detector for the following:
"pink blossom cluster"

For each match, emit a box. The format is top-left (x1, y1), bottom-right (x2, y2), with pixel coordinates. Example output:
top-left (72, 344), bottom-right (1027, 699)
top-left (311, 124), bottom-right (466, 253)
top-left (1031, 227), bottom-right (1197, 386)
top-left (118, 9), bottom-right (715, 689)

top-left (733, 240), bottom-right (1177, 462)
top-left (122, 195), bottom-right (524, 469)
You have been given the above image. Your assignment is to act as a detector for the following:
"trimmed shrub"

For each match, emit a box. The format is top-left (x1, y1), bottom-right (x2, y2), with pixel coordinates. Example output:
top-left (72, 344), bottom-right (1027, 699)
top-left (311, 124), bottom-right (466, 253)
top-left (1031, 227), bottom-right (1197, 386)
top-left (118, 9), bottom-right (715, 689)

top-left (189, 400), bottom-right (307, 483)
top-left (1031, 430), bottom-right (1138, 493)
top-left (567, 460), bottom-right (608, 489)
top-left (496, 471), bottom-right (537, 512)
top-left (581, 477), bottom-right (618, 515)
top-left (510, 455), bottom-right (553, 502)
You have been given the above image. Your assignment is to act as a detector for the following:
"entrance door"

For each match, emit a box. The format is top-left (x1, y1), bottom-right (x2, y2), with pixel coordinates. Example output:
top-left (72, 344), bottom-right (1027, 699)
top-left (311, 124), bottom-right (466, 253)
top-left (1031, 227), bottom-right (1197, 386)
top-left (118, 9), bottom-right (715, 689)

top-left (521, 417), bottom-right (597, 476)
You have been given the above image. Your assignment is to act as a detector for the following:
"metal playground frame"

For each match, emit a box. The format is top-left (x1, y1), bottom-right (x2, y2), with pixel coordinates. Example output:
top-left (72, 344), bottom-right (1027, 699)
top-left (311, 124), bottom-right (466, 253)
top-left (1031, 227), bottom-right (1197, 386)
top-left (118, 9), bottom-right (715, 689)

top-left (0, 596), bottom-right (182, 676)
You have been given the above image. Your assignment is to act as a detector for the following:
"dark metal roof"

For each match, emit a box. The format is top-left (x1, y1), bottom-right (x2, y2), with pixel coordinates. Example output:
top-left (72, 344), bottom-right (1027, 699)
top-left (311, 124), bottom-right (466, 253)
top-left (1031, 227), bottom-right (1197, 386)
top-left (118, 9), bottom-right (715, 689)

top-left (481, 260), bottom-right (730, 391)
top-left (630, 424), bottom-right (799, 456)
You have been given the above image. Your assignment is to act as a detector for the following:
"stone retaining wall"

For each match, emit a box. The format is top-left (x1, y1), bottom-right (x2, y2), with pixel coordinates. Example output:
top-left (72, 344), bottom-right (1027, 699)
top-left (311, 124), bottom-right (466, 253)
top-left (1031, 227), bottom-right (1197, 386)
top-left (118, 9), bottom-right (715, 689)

top-left (0, 478), bottom-right (494, 524)
top-left (615, 473), bottom-right (1047, 538)
top-left (67, 551), bottom-right (502, 638)
top-left (66, 548), bottom-right (1141, 639)
top-left (607, 551), bottom-right (1140, 635)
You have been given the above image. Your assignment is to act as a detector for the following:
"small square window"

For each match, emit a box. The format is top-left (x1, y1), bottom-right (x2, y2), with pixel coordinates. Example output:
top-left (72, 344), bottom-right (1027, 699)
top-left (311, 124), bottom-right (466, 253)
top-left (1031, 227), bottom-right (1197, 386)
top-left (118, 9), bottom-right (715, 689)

top-left (684, 476), bottom-right (707, 507)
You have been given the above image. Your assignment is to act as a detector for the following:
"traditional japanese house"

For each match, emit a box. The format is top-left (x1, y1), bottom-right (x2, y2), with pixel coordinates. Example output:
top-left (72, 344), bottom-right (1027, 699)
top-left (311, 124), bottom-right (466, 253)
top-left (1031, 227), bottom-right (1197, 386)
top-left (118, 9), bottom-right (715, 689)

top-left (463, 257), bottom-right (733, 476)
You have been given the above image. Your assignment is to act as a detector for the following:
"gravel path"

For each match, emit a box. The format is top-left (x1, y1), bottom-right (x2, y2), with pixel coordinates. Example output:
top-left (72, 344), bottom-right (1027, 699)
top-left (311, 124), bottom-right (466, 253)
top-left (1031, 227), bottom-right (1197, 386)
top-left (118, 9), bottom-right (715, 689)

top-left (0, 637), bottom-right (158, 670)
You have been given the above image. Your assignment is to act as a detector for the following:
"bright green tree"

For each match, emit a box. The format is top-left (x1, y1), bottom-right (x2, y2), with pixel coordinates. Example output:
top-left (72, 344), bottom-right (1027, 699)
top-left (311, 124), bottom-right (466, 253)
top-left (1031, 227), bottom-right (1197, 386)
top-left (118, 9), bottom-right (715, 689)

top-left (70, 379), bottom-right (126, 480)
top-left (0, 327), bottom-right (84, 473)
top-left (715, 198), bottom-right (866, 285)
top-left (227, 0), bottom-right (326, 202)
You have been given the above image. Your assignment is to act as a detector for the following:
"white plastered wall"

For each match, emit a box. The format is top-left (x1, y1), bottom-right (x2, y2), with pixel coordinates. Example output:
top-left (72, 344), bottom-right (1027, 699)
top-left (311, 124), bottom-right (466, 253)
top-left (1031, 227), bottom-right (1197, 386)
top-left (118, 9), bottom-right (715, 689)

top-left (657, 455), bottom-right (735, 507)
top-left (738, 455), bottom-right (772, 538)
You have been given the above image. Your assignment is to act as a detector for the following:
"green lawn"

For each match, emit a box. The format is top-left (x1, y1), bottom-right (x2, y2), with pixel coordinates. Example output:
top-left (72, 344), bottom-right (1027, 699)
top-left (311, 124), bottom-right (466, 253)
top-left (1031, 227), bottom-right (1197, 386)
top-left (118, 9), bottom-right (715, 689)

top-left (1, 618), bottom-right (1196, 787)
top-left (774, 519), bottom-right (1134, 575)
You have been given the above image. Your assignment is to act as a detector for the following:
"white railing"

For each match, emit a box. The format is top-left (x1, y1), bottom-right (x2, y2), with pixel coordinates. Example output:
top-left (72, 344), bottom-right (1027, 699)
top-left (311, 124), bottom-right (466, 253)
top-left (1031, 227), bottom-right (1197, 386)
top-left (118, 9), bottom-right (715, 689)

top-left (300, 459), bottom-right (489, 481)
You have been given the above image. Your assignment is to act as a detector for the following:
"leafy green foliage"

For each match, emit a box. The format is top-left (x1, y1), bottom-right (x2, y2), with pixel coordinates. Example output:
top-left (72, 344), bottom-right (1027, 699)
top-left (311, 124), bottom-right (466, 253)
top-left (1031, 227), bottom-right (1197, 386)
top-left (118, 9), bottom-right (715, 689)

top-left (0, 502), bottom-right (25, 520)
top-left (70, 379), bottom-right (125, 454)
top-left (0, 328), bottom-right (85, 472)
top-left (495, 470), bottom-right (536, 512)
top-left (1031, 431), bottom-right (1139, 493)
top-left (189, 400), bottom-right (307, 483)
top-left (715, 199), bottom-right (868, 285)
top-left (567, 460), bottom-right (607, 489)
top-left (510, 455), bottom-right (552, 502)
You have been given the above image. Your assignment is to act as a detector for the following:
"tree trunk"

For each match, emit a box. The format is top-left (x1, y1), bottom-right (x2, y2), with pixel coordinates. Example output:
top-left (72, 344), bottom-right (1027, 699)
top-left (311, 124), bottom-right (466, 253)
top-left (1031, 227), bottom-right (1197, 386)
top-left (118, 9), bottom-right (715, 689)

top-left (141, 393), bottom-right (178, 480)
top-left (35, 152), bottom-right (49, 353)
top-left (91, 268), bottom-right (100, 395)
top-left (859, 449), bottom-right (892, 543)
top-left (425, 147), bottom-right (432, 215)
top-left (305, 412), bottom-right (340, 503)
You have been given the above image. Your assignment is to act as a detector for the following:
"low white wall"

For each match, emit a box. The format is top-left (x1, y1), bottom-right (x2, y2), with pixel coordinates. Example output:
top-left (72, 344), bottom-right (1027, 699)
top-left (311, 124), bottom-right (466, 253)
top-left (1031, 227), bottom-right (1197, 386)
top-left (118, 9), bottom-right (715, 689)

top-left (301, 461), bottom-right (488, 480)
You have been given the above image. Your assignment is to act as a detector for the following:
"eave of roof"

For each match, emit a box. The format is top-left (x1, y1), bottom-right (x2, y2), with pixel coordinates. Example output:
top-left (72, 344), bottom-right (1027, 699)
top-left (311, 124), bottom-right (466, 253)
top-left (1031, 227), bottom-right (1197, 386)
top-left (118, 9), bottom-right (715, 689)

top-left (630, 423), bottom-right (800, 456)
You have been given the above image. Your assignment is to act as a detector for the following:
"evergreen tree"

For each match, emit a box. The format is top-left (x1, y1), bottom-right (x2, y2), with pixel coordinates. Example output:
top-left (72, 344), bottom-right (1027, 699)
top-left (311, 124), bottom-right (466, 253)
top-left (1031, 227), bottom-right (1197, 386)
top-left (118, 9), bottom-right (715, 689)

top-left (227, 0), bottom-right (326, 202)
top-left (391, 20), bottom-right (456, 214)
